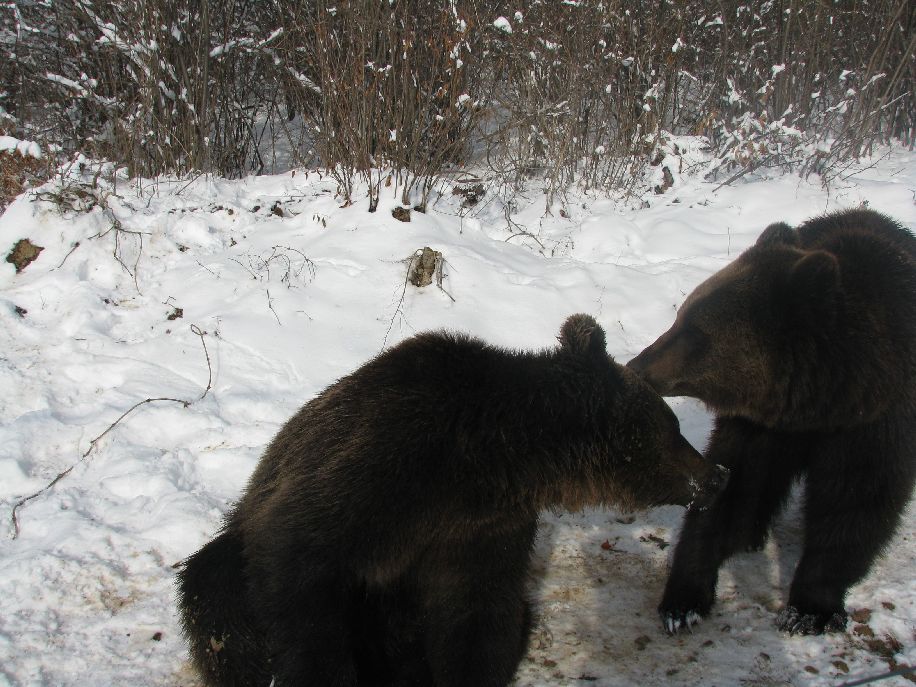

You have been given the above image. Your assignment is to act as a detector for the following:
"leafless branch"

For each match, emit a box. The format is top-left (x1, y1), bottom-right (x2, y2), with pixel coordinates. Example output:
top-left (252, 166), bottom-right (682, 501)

top-left (9, 324), bottom-right (213, 539)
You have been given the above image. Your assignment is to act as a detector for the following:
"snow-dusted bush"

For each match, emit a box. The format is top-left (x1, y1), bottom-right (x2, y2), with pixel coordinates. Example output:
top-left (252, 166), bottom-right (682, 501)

top-left (476, 0), bottom-right (682, 203)
top-left (680, 0), bottom-right (914, 180)
top-left (2, 0), bottom-right (289, 177)
top-left (471, 0), bottom-right (912, 201)
top-left (279, 0), bottom-right (482, 210)
top-left (0, 0), bottom-right (910, 192)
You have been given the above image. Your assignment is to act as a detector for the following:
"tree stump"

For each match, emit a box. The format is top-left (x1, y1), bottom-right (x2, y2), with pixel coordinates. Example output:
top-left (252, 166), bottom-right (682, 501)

top-left (408, 247), bottom-right (442, 287)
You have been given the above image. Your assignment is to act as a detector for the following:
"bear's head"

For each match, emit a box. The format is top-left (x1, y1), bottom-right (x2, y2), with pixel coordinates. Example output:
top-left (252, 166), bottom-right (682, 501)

top-left (626, 222), bottom-right (842, 429)
top-left (557, 314), bottom-right (724, 510)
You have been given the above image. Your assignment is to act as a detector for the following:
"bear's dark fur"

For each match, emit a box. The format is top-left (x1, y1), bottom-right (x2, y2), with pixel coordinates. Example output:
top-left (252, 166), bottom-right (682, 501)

top-left (178, 314), bottom-right (721, 687)
top-left (628, 208), bottom-right (916, 635)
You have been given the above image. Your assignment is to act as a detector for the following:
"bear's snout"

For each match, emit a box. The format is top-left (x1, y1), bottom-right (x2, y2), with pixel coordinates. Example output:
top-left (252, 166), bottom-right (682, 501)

top-left (627, 345), bottom-right (674, 395)
top-left (627, 330), bottom-right (697, 398)
top-left (665, 435), bottom-right (725, 509)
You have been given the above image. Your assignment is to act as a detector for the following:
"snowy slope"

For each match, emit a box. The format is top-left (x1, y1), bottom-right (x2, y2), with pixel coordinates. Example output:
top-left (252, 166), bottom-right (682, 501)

top-left (1, 144), bottom-right (914, 687)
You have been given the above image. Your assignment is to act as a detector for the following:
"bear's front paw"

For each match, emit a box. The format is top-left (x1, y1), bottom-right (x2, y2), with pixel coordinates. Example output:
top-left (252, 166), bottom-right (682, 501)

top-left (658, 578), bottom-right (714, 635)
top-left (660, 608), bottom-right (703, 635)
top-left (776, 606), bottom-right (848, 635)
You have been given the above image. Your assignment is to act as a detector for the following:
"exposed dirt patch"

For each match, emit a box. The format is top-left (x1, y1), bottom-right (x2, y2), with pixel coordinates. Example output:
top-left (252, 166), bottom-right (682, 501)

top-left (392, 206), bottom-right (411, 222)
top-left (6, 238), bottom-right (44, 273)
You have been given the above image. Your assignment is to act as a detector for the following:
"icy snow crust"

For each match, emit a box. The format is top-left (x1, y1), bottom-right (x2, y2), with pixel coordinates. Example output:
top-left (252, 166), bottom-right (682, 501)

top-left (1, 145), bottom-right (915, 686)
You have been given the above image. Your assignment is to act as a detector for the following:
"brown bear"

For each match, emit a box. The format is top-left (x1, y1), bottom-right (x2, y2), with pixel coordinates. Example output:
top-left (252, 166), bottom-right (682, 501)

top-left (628, 208), bottom-right (916, 635)
top-left (177, 314), bottom-right (723, 687)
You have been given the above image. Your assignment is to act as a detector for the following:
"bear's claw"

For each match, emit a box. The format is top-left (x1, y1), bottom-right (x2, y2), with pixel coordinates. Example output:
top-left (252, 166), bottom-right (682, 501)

top-left (776, 606), bottom-right (848, 635)
top-left (661, 609), bottom-right (702, 635)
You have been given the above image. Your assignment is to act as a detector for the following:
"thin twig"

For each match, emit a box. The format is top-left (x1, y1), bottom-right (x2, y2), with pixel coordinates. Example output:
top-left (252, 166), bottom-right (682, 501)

top-left (11, 465), bottom-right (75, 540)
top-left (195, 260), bottom-right (220, 278)
top-left (229, 256), bottom-right (258, 280)
top-left (838, 149), bottom-right (892, 182)
top-left (274, 245), bottom-right (317, 282)
top-left (9, 394), bottom-right (190, 539)
top-left (80, 396), bottom-right (191, 460)
top-left (95, 212), bottom-right (147, 294)
top-left (175, 171), bottom-right (206, 197)
top-left (502, 205), bottom-right (547, 253)
top-left (131, 232), bottom-right (142, 289)
top-left (382, 250), bottom-right (419, 351)
top-left (505, 229), bottom-right (547, 252)
top-left (266, 288), bottom-right (282, 325)
top-left (53, 242), bottom-right (81, 270)
top-left (9, 324), bottom-right (212, 539)
top-left (435, 258), bottom-right (456, 303)
top-left (838, 664), bottom-right (916, 687)
top-left (711, 160), bottom-right (764, 193)
top-left (190, 324), bottom-right (213, 401)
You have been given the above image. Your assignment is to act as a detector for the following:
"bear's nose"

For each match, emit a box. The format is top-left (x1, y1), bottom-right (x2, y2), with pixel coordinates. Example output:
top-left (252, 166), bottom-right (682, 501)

top-left (626, 352), bottom-right (667, 394)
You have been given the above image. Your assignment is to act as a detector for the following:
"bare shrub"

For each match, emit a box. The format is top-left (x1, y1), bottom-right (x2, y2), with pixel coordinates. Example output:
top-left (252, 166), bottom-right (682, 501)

top-left (2, 0), bottom-right (287, 177)
top-left (477, 1), bottom-right (683, 205)
top-left (478, 0), bottom-right (913, 199)
top-left (1, 0), bottom-right (910, 195)
top-left (277, 0), bottom-right (481, 210)
top-left (682, 0), bottom-right (915, 181)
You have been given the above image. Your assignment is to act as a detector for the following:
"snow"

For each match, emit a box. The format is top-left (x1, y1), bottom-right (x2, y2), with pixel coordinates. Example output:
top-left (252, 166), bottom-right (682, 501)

top-left (1, 142), bottom-right (915, 686)
top-left (0, 136), bottom-right (43, 159)
top-left (44, 73), bottom-right (89, 97)
top-left (210, 39), bottom-right (253, 58)
top-left (493, 16), bottom-right (513, 34)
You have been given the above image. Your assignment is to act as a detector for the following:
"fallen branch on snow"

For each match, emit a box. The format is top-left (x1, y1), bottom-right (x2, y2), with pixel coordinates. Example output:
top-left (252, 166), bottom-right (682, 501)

top-left (8, 324), bottom-right (213, 539)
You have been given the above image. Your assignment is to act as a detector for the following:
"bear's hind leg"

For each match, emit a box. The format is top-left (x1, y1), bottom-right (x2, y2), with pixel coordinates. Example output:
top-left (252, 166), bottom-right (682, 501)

top-left (177, 528), bottom-right (271, 687)
top-left (780, 429), bottom-right (916, 635)
top-left (353, 580), bottom-right (432, 686)
top-left (660, 418), bottom-right (803, 633)
top-left (247, 560), bottom-right (361, 686)
top-left (420, 524), bottom-right (536, 687)
top-left (423, 575), bottom-right (532, 687)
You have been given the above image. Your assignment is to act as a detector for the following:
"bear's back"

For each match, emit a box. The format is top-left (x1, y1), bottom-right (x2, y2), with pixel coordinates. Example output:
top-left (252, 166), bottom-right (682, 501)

top-left (796, 209), bottom-right (916, 323)
top-left (798, 209), bottom-right (916, 262)
top-left (796, 210), bottom-right (916, 409)
top-left (243, 330), bottom-right (607, 516)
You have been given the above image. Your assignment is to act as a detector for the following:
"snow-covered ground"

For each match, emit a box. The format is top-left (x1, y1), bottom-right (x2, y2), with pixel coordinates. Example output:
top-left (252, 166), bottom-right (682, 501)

top-left (1, 142), bottom-right (914, 686)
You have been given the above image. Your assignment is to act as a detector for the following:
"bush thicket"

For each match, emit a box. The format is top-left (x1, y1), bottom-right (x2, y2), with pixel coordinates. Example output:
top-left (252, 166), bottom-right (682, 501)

top-left (2, 0), bottom-right (912, 203)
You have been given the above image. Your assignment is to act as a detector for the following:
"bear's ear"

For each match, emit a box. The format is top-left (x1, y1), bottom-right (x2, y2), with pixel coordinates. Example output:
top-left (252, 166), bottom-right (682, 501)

top-left (789, 250), bottom-right (840, 327)
top-left (558, 314), bottom-right (608, 359)
top-left (756, 221), bottom-right (798, 247)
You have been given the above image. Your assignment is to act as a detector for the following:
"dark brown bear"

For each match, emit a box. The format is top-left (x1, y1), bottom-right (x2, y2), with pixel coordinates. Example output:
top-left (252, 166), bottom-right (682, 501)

top-left (177, 314), bottom-right (721, 687)
top-left (628, 208), bottom-right (916, 635)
